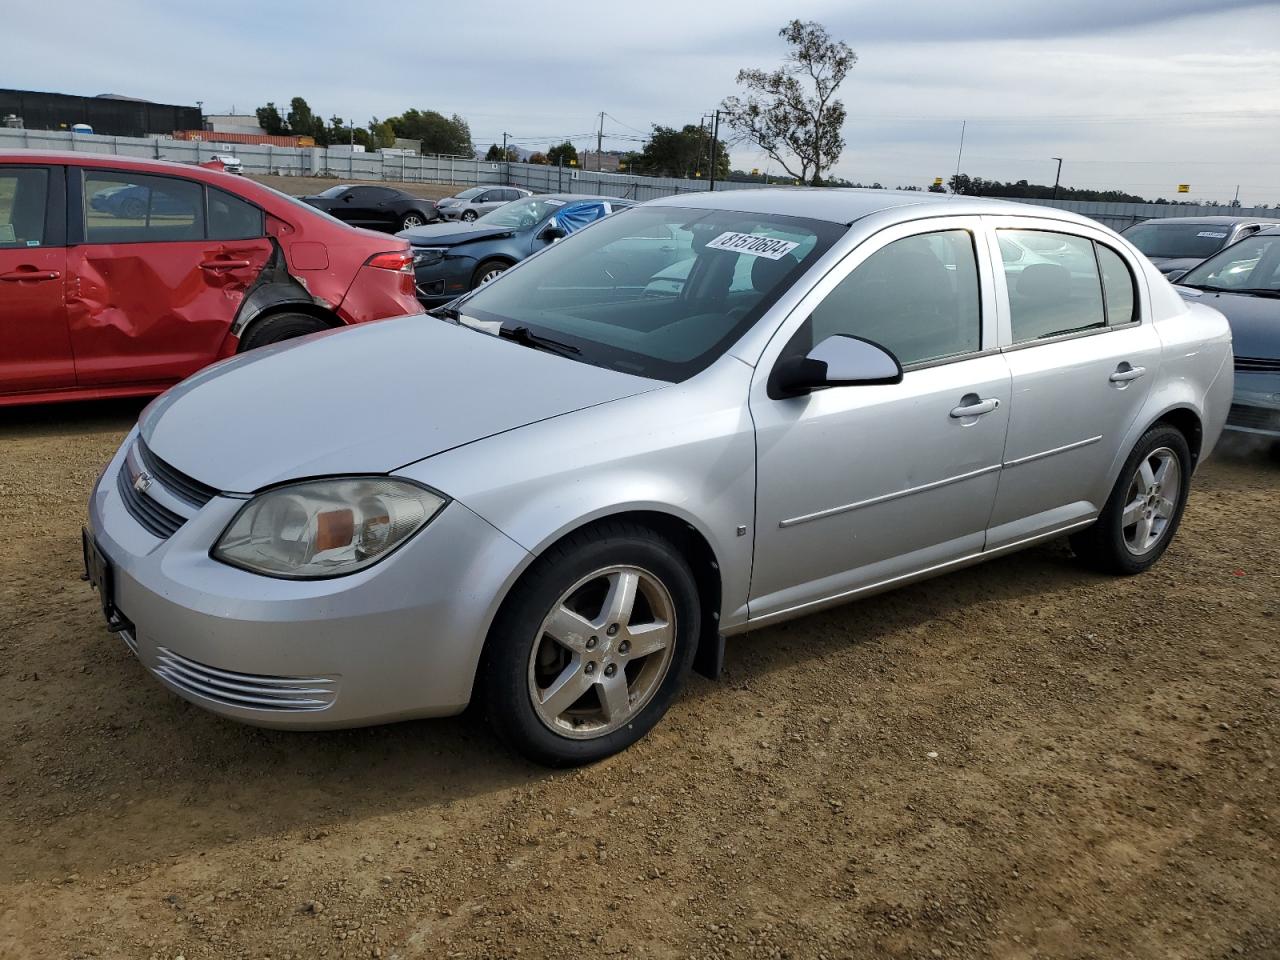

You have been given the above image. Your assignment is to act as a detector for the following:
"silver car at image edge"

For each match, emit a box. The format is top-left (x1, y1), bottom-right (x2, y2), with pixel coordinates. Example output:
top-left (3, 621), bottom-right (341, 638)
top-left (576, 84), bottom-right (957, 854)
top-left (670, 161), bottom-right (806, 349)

top-left (84, 189), bottom-right (1234, 766)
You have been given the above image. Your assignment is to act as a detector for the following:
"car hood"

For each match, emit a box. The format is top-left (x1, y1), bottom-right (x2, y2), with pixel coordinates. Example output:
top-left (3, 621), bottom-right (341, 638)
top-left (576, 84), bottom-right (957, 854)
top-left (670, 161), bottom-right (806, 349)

top-left (140, 315), bottom-right (660, 493)
top-left (1175, 286), bottom-right (1279, 359)
top-left (397, 221), bottom-right (517, 246)
top-left (1149, 256), bottom-right (1203, 276)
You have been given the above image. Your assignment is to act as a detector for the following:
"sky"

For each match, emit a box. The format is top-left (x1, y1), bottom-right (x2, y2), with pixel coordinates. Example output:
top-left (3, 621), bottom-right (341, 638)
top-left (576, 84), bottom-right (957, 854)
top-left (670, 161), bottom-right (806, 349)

top-left (5, 0), bottom-right (1280, 204)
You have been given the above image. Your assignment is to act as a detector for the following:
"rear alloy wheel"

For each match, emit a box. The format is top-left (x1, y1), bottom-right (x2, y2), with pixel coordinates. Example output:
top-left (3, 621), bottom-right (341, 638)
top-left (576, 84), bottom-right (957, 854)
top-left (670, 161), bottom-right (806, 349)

top-left (238, 312), bottom-right (332, 352)
top-left (400, 212), bottom-right (427, 230)
top-left (461, 209), bottom-right (479, 222)
top-left (472, 259), bottom-right (509, 289)
top-left (481, 522), bottom-right (700, 766)
top-left (121, 197), bottom-right (146, 220)
top-left (1071, 425), bottom-right (1192, 575)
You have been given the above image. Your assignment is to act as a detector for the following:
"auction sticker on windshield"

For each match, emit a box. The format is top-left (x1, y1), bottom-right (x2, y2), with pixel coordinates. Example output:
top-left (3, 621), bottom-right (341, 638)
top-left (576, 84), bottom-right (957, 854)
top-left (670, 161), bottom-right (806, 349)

top-left (706, 232), bottom-right (801, 260)
top-left (1196, 231), bottom-right (1228, 238)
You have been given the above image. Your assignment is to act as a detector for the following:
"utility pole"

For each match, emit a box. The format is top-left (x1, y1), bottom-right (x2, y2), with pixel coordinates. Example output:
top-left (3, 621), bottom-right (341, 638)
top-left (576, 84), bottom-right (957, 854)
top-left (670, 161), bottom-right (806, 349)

top-left (708, 109), bottom-right (721, 193)
top-left (597, 112), bottom-right (604, 172)
top-left (502, 131), bottom-right (509, 165)
top-left (1051, 157), bottom-right (1063, 201)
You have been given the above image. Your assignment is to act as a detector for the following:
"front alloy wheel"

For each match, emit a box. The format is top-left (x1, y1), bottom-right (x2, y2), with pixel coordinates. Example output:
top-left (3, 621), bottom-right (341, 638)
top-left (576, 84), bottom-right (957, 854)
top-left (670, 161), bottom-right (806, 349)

top-left (528, 566), bottom-right (676, 738)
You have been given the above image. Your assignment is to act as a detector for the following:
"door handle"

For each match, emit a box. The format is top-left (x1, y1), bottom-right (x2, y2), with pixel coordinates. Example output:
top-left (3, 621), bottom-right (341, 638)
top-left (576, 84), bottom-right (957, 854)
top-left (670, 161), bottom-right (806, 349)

top-left (0, 269), bottom-right (60, 282)
top-left (950, 396), bottom-right (1001, 419)
top-left (199, 259), bottom-right (251, 271)
top-left (1109, 363), bottom-right (1146, 384)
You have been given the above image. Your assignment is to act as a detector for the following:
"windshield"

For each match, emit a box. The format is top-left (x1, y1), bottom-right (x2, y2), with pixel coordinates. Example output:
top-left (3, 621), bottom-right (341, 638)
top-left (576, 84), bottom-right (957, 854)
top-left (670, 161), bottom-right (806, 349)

top-left (454, 187), bottom-right (486, 200)
top-left (455, 205), bottom-right (842, 381)
top-left (477, 196), bottom-right (569, 229)
top-left (316, 185), bottom-right (351, 199)
top-left (1123, 222), bottom-right (1234, 260)
top-left (1179, 233), bottom-right (1280, 292)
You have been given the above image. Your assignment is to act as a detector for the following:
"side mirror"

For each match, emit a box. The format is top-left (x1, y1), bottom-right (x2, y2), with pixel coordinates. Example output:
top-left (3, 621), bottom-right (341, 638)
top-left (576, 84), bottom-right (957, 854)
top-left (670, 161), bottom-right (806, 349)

top-left (342, 194), bottom-right (353, 203)
top-left (769, 335), bottom-right (903, 399)
top-left (540, 220), bottom-right (566, 242)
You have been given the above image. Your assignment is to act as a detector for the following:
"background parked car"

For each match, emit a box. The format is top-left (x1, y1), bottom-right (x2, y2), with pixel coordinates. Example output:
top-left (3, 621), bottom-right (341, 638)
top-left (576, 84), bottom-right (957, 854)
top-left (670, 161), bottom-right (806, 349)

top-left (0, 151), bottom-right (422, 407)
top-left (402, 193), bottom-right (633, 301)
top-left (199, 155), bottom-right (243, 175)
top-left (436, 186), bottom-right (532, 222)
top-left (1173, 226), bottom-right (1280, 447)
top-left (299, 184), bottom-right (440, 232)
top-left (1122, 216), bottom-right (1280, 279)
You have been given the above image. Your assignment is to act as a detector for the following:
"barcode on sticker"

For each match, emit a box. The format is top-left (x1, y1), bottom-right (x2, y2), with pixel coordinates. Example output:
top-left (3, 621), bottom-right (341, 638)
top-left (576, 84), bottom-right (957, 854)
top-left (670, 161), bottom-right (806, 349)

top-left (705, 232), bottom-right (800, 260)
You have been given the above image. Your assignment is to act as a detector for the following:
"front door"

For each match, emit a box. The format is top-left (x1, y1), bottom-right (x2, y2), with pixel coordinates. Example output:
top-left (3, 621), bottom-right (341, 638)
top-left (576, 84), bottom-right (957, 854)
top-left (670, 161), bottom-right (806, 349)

top-left (0, 164), bottom-right (73, 396)
top-left (750, 219), bottom-right (1011, 622)
top-left (68, 167), bottom-right (273, 387)
top-left (985, 222), bottom-right (1162, 547)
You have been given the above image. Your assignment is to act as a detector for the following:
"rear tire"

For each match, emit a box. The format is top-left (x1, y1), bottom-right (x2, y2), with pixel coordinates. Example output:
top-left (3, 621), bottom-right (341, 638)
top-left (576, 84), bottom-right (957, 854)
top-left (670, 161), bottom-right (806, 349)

top-left (1070, 424), bottom-right (1192, 575)
top-left (238, 312), bottom-right (332, 352)
top-left (400, 212), bottom-right (428, 230)
top-left (471, 259), bottom-right (510, 289)
top-left (480, 521), bottom-right (700, 767)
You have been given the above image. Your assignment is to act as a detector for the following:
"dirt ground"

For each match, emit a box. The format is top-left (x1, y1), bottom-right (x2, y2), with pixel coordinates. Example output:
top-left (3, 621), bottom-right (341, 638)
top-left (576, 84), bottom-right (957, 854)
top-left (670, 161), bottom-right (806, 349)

top-left (246, 174), bottom-right (456, 202)
top-left (0, 400), bottom-right (1277, 960)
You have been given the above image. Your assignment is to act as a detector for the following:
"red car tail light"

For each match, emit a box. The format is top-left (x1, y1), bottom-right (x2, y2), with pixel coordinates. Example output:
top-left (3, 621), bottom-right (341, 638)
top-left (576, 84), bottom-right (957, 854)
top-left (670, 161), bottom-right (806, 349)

top-left (365, 251), bottom-right (414, 273)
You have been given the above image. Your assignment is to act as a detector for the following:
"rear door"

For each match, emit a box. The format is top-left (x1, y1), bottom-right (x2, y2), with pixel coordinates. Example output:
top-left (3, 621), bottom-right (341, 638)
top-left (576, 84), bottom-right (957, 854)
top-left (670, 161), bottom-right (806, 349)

top-left (985, 218), bottom-right (1162, 547)
top-left (67, 167), bottom-right (273, 387)
top-left (0, 164), bottom-right (72, 395)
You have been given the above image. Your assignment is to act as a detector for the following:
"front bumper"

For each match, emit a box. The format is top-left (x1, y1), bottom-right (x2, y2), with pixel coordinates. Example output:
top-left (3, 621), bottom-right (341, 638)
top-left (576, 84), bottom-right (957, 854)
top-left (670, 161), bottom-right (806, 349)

top-left (1225, 370), bottom-right (1280, 438)
top-left (87, 433), bottom-right (530, 729)
top-left (413, 255), bottom-right (477, 303)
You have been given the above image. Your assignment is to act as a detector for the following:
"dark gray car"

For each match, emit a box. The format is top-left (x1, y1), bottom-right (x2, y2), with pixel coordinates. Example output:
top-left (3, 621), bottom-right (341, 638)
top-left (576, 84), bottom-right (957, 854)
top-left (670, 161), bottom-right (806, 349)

top-left (1123, 216), bottom-right (1280, 279)
top-left (401, 194), bottom-right (635, 301)
top-left (1174, 226), bottom-right (1280, 444)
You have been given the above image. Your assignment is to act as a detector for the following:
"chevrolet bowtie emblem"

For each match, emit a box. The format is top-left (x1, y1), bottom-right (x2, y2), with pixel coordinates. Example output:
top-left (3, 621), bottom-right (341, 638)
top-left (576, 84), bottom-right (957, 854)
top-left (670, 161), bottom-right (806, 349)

top-left (133, 470), bottom-right (154, 494)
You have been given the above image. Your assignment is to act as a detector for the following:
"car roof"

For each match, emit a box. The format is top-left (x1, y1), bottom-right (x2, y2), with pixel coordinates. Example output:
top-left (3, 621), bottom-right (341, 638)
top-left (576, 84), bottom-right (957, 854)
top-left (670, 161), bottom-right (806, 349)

top-left (1130, 215), bottom-right (1280, 226)
top-left (644, 186), bottom-right (1101, 228)
top-left (531, 193), bottom-right (631, 204)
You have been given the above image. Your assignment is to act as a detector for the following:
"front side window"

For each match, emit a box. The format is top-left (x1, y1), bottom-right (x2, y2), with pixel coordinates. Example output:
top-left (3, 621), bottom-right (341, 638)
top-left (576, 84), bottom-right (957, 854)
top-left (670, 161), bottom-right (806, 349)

top-left (0, 167), bottom-right (48, 247)
top-left (84, 171), bottom-right (203, 243)
top-left (1000, 229), bottom-right (1106, 343)
top-left (803, 229), bottom-right (982, 367)
top-left (1179, 233), bottom-right (1280, 293)
top-left (456, 205), bottom-right (841, 381)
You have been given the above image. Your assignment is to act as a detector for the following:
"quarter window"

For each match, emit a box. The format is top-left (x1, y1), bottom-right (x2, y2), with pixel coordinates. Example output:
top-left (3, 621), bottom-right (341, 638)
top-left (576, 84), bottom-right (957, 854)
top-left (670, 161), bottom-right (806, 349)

top-left (208, 187), bottom-right (264, 240)
top-left (84, 171), bottom-right (203, 243)
top-left (0, 168), bottom-right (48, 247)
top-left (1000, 230), bottom-right (1106, 343)
top-left (1096, 244), bottom-right (1137, 325)
top-left (806, 229), bottom-right (982, 366)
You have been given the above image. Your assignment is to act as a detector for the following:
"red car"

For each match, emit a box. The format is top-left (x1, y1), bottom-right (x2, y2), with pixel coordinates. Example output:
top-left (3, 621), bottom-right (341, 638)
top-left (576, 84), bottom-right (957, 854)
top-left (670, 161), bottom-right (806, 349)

top-left (0, 151), bottom-right (421, 407)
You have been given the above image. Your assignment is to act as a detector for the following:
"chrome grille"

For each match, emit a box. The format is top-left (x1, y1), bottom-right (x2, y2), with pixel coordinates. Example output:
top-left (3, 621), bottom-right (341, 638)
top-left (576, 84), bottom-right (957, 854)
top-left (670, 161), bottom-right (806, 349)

top-left (117, 464), bottom-right (186, 538)
top-left (153, 647), bottom-right (337, 712)
top-left (1234, 356), bottom-right (1280, 373)
top-left (1226, 404), bottom-right (1280, 432)
top-left (137, 440), bottom-right (217, 507)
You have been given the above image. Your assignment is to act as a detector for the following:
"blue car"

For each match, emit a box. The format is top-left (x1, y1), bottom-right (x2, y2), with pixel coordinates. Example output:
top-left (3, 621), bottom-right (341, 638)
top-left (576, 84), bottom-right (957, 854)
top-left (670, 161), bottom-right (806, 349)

top-left (400, 193), bottom-right (634, 302)
top-left (89, 184), bottom-right (195, 220)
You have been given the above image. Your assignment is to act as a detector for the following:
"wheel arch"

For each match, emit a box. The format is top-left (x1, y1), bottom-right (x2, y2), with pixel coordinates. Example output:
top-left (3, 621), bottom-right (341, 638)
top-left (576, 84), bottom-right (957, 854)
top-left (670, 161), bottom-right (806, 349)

top-left (234, 302), bottom-right (341, 353)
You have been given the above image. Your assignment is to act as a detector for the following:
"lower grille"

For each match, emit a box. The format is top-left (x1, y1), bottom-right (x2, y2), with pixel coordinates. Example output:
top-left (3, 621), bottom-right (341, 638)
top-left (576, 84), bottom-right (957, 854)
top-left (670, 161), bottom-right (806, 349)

top-left (117, 465), bottom-right (186, 538)
top-left (1226, 404), bottom-right (1280, 432)
top-left (1235, 356), bottom-right (1280, 373)
top-left (152, 647), bottom-right (337, 712)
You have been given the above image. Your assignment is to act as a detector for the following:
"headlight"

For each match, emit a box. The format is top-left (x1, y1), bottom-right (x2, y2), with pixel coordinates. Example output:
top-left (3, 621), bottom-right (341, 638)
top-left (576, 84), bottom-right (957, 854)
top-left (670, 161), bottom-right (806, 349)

top-left (213, 478), bottom-right (446, 579)
top-left (413, 247), bottom-right (446, 267)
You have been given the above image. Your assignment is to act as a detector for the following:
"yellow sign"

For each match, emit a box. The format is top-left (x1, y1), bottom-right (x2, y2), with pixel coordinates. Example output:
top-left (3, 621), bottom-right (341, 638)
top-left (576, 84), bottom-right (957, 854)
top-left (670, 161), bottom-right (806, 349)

top-left (751, 168), bottom-right (760, 176)
top-left (1177, 184), bottom-right (1190, 193)
top-left (568, 159), bottom-right (577, 166)
top-left (933, 177), bottom-right (944, 187)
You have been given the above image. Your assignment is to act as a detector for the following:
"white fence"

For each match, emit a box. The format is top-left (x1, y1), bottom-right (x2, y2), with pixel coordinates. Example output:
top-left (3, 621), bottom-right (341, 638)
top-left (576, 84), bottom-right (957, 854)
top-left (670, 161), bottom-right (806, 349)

top-left (2, 126), bottom-right (1273, 231)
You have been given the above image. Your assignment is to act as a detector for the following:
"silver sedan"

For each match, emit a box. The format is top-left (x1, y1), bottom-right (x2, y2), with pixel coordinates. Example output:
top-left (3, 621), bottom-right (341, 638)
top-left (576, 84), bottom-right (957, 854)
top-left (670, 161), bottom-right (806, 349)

top-left (436, 186), bottom-right (532, 221)
top-left (85, 189), bottom-right (1233, 766)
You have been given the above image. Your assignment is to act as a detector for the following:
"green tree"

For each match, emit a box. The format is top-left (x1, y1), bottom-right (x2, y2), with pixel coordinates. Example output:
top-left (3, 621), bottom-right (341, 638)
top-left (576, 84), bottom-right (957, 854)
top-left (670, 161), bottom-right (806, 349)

top-left (256, 102), bottom-right (287, 136)
top-left (722, 20), bottom-right (855, 185)
top-left (484, 143), bottom-right (503, 161)
top-left (528, 151), bottom-right (549, 165)
top-left (386, 110), bottom-right (473, 156)
top-left (368, 117), bottom-right (396, 149)
top-left (547, 141), bottom-right (579, 167)
top-left (635, 125), bottom-right (729, 179)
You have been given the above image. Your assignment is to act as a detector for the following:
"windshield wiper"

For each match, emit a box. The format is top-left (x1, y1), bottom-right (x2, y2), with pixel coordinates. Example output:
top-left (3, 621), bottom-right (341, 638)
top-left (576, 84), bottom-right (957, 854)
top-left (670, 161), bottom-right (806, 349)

top-left (1233, 288), bottom-right (1280, 299)
top-left (427, 304), bottom-right (460, 322)
top-left (1180, 283), bottom-right (1280, 298)
top-left (499, 325), bottom-right (581, 357)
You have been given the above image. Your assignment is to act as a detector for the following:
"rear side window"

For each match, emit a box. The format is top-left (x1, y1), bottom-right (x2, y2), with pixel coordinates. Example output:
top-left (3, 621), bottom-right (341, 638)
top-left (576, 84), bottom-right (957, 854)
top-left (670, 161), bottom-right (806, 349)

top-left (1096, 244), bottom-right (1137, 325)
top-left (0, 167), bottom-right (48, 247)
top-left (808, 229), bottom-right (982, 366)
top-left (208, 187), bottom-right (264, 240)
top-left (1000, 230), bottom-right (1106, 343)
top-left (84, 171), bottom-right (204, 243)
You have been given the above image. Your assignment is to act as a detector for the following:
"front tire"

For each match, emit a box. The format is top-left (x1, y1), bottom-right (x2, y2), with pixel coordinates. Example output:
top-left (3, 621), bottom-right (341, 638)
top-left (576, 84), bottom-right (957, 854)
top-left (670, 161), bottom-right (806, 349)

top-left (238, 312), bottom-right (332, 352)
top-left (1070, 424), bottom-right (1192, 575)
top-left (461, 209), bottom-right (478, 222)
top-left (480, 522), bottom-right (700, 767)
top-left (471, 259), bottom-right (509, 289)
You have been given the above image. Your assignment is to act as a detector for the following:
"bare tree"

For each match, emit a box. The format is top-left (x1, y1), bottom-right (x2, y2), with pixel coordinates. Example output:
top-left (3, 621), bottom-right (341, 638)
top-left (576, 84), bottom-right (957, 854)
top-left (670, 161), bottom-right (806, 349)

top-left (721, 20), bottom-right (855, 185)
